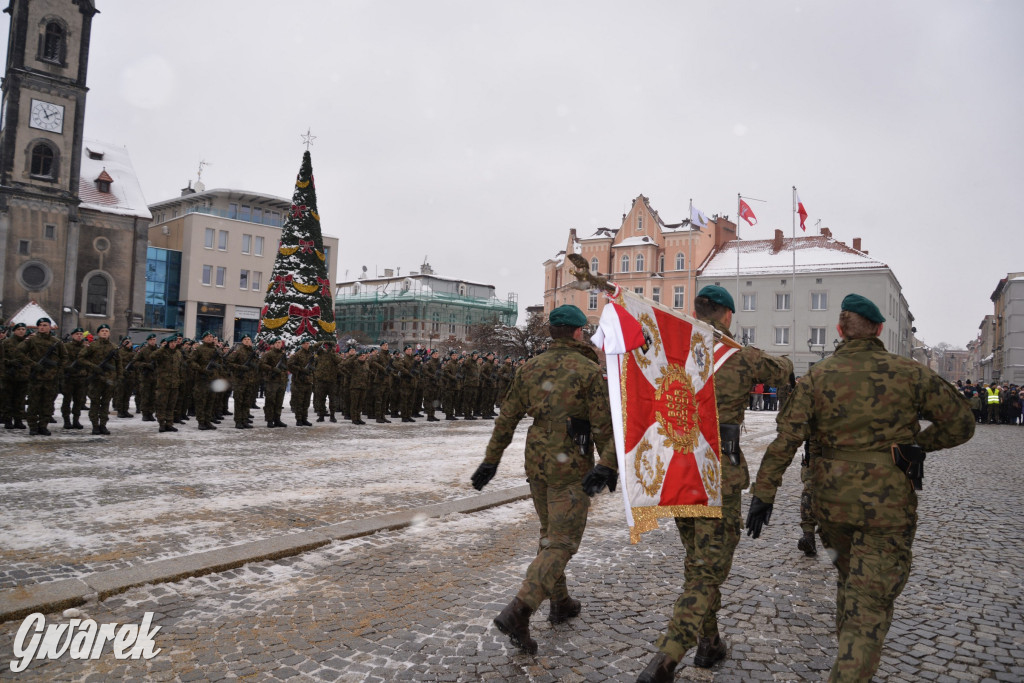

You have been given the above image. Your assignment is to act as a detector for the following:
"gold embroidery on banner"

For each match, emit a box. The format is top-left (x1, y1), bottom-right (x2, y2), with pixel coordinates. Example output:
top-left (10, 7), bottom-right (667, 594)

top-left (637, 312), bottom-right (662, 355)
top-left (629, 504), bottom-right (723, 544)
top-left (653, 364), bottom-right (700, 454)
top-left (691, 332), bottom-right (711, 383)
top-left (700, 452), bottom-right (720, 501)
top-left (633, 438), bottom-right (664, 497)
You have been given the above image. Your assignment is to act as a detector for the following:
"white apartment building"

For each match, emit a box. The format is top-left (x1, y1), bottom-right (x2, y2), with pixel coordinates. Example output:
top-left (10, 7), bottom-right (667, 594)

top-left (146, 185), bottom-right (339, 341)
top-left (698, 228), bottom-right (914, 376)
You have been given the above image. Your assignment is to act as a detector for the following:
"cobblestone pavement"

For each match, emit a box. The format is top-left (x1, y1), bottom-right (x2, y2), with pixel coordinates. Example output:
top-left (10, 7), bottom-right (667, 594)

top-left (1, 419), bottom-right (1022, 681)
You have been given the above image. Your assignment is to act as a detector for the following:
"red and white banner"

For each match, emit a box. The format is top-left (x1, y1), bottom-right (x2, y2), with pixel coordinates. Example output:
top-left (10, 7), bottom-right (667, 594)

top-left (592, 289), bottom-right (725, 544)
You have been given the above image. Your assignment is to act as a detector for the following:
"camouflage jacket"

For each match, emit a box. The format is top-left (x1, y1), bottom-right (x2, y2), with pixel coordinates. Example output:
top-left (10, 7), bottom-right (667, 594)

top-left (484, 338), bottom-right (616, 486)
top-left (751, 337), bottom-right (975, 505)
top-left (288, 347), bottom-right (315, 385)
top-left (226, 345), bottom-right (258, 384)
top-left (188, 342), bottom-right (222, 379)
top-left (462, 358), bottom-right (480, 387)
top-left (708, 319), bottom-right (793, 494)
top-left (63, 339), bottom-right (89, 380)
top-left (78, 338), bottom-right (120, 382)
top-left (18, 332), bottom-right (67, 382)
top-left (313, 350), bottom-right (341, 383)
top-left (152, 344), bottom-right (181, 389)
top-left (261, 348), bottom-right (289, 383)
top-left (347, 357), bottom-right (369, 389)
top-left (3, 334), bottom-right (28, 381)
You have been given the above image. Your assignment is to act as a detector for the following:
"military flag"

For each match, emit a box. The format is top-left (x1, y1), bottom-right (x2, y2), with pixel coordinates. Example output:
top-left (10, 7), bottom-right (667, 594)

top-left (592, 288), bottom-right (734, 543)
top-left (795, 189), bottom-right (808, 231)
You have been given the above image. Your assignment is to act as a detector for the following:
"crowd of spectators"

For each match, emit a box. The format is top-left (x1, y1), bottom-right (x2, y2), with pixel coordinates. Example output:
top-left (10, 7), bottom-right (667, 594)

top-left (748, 383), bottom-right (780, 411)
top-left (958, 380), bottom-right (1022, 425)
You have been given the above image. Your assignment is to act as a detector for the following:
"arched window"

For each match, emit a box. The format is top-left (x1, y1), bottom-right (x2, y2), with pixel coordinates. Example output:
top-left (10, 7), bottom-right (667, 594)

top-left (675, 252), bottom-right (685, 270)
top-left (86, 274), bottom-right (109, 315)
top-left (30, 143), bottom-right (56, 178)
top-left (636, 253), bottom-right (645, 272)
top-left (42, 22), bottom-right (66, 63)
top-left (620, 254), bottom-right (630, 273)
top-left (590, 257), bottom-right (599, 274)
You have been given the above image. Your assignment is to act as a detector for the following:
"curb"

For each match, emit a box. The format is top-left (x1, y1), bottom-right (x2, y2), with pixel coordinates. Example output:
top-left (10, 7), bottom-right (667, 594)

top-left (0, 485), bottom-right (531, 624)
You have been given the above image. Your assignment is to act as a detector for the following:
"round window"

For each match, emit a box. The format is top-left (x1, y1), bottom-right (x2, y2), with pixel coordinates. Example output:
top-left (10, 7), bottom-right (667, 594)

top-left (18, 261), bottom-right (51, 290)
top-left (94, 237), bottom-right (110, 252)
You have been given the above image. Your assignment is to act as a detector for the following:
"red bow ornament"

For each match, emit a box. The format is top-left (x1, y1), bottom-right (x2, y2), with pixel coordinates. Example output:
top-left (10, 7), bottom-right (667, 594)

top-left (298, 239), bottom-right (315, 254)
top-left (289, 303), bottom-right (321, 337)
top-left (317, 277), bottom-right (331, 297)
top-left (273, 274), bottom-right (294, 294)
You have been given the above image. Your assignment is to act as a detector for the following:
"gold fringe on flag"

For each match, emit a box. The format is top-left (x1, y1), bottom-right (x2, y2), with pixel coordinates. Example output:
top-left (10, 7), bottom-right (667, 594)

top-left (261, 315), bottom-right (289, 329)
top-left (629, 504), bottom-right (722, 544)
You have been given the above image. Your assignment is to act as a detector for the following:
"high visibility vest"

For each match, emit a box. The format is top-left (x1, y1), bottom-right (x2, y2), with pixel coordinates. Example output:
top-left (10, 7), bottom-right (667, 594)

top-left (987, 387), bottom-right (1000, 404)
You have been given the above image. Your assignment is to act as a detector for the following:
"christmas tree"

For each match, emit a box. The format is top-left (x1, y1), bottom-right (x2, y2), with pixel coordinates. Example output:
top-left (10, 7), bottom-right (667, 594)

top-left (257, 149), bottom-right (336, 349)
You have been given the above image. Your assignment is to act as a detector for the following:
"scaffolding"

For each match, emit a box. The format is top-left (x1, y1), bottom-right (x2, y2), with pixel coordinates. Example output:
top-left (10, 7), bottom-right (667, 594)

top-left (335, 284), bottom-right (518, 346)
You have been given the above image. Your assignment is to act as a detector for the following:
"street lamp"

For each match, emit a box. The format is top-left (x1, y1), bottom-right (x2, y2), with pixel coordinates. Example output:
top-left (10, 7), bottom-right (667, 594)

top-left (807, 338), bottom-right (839, 360)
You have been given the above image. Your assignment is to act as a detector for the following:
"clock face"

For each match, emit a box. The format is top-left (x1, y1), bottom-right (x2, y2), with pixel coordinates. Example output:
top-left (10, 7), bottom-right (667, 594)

top-left (29, 99), bottom-right (64, 133)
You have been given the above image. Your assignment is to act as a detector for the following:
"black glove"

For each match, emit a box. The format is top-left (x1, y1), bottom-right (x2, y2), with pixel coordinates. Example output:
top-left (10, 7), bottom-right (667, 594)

top-left (745, 496), bottom-right (774, 538)
top-left (582, 464), bottom-right (618, 496)
top-left (471, 463), bottom-right (498, 491)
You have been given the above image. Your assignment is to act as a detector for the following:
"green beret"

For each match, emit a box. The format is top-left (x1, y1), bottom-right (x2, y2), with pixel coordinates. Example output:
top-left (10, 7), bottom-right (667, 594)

top-left (146, 333), bottom-right (157, 340)
top-left (36, 317), bottom-right (51, 325)
top-left (549, 304), bottom-right (588, 328)
top-left (697, 285), bottom-right (735, 313)
top-left (71, 327), bottom-right (84, 334)
top-left (12, 322), bottom-right (26, 330)
top-left (97, 323), bottom-right (110, 331)
top-left (240, 334), bottom-right (252, 341)
top-left (841, 293), bottom-right (885, 324)
top-left (162, 334), bottom-right (178, 344)
top-left (201, 330), bottom-right (215, 338)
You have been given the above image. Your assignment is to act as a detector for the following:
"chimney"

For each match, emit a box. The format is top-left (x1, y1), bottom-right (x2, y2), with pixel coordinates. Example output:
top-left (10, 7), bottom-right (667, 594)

top-left (772, 229), bottom-right (784, 254)
top-left (384, 268), bottom-right (394, 277)
top-left (821, 227), bottom-right (832, 239)
top-left (853, 237), bottom-right (862, 251)
top-left (180, 180), bottom-right (196, 196)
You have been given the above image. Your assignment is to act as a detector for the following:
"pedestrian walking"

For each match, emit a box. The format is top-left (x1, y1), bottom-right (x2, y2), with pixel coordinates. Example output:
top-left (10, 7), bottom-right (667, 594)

top-left (470, 304), bottom-right (618, 655)
top-left (746, 294), bottom-right (975, 682)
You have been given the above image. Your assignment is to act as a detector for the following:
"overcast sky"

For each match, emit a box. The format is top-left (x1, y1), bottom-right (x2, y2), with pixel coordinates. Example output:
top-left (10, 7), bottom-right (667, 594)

top-left (15, 1), bottom-right (1021, 347)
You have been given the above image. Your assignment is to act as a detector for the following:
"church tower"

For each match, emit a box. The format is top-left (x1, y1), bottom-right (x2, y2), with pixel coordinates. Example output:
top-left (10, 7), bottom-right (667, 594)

top-left (0, 0), bottom-right (97, 326)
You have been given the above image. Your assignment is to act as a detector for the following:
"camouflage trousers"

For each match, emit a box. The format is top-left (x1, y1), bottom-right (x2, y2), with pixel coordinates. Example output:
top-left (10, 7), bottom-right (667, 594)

top-left (25, 383), bottom-right (58, 429)
top-left (290, 381), bottom-right (313, 422)
top-left (264, 381), bottom-right (286, 423)
top-left (654, 482), bottom-right (742, 661)
top-left (87, 379), bottom-right (115, 426)
top-left (348, 387), bottom-right (364, 422)
top-left (61, 377), bottom-right (88, 420)
top-left (800, 464), bottom-right (817, 534)
top-left (516, 478), bottom-right (590, 611)
top-left (155, 383), bottom-right (179, 427)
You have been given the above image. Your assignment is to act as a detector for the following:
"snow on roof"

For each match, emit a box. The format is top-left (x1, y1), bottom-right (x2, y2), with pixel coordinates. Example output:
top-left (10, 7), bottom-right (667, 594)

top-left (79, 139), bottom-right (152, 219)
top-left (578, 227), bottom-right (618, 241)
top-left (615, 235), bottom-right (657, 248)
top-left (661, 222), bottom-right (697, 233)
top-left (700, 235), bottom-right (887, 277)
top-left (7, 300), bottom-right (58, 328)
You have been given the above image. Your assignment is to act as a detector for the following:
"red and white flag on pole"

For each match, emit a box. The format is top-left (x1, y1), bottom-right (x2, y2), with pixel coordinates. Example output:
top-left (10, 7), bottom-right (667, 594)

top-left (738, 199), bottom-right (758, 226)
top-left (795, 190), bottom-right (808, 231)
top-left (592, 289), bottom-right (736, 543)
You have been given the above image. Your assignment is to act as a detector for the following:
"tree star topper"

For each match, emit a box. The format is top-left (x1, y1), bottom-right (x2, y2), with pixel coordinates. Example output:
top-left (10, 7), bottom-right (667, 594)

top-left (301, 128), bottom-right (316, 150)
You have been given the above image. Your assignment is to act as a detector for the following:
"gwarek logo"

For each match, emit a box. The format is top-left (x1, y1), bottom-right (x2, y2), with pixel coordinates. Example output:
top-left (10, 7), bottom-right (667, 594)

top-left (10, 611), bottom-right (162, 673)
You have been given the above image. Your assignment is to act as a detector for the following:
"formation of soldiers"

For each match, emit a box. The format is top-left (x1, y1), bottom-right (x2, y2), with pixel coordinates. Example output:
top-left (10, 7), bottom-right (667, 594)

top-left (0, 320), bottom-right (526, 435)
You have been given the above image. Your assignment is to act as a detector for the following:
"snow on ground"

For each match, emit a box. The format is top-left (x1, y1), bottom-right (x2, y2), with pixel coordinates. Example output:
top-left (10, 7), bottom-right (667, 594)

top-left (0, 395), bottom-right (781, 589)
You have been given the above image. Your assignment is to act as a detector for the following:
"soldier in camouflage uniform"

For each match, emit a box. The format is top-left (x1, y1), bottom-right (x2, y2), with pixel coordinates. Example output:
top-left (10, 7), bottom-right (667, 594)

top-left (260, 338), bottom-right (289, 428)
top-left (78, 324), bottom-right (121, 435)
top-left (471, 305), bottom-right (618, 655)
top-left (461, 351), bottom-right (480, 419)
top-left (441, 351), bottom-right (460, 420)
top-left (368, 344), bottom-right (392, 423)
top-left (312, 341), bottom-right (340, 422)
top-left (189, 331), bottom-right (223, 430)
top-left (226, 335), bottom-right (258, 429)
top-left (347, 350), bottom-right (369, 425)
top-left (135, 334), bottom-right (159, 421)
top-left (19, 318), bottom-right (67, 436)
top-left (397, 345), bottom-right (416, 422)
top-left (421, 349), bottom-right (441, 421)
top-left (287, 336), bottom-right (315, 427)
top-left (747, 294), bottom-right (975, 683)
top-left (152, 334), bottom-right (182, 432)
top-left (60, 327), bottom-right (88, 430)
top-left (114, 337), bottom-right (136, 418)
top-left (640, 285), bottom-right (793, 683)
top-left (3, 322), bottom-right (28, 430)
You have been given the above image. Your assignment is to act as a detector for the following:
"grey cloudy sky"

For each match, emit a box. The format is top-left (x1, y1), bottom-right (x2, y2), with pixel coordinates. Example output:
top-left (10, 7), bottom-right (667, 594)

top-left (20, 1), bottom-right (1022, 347)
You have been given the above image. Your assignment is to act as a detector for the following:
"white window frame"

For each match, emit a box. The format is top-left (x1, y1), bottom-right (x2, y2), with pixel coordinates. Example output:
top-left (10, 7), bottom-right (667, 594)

top-left (809, 327), bottom-right (827, 346)
top-left (776, 292), bottom-right (791, 311)
top-left (774, 326), bottom-right (790, 345)
top-left (811, 291), bottom-right (828, 310)
top-left (635, 253), bottom-right (645, 272)
top-left (742, 293), bottom-right (756, 312)
top-left (673, 286), bottom-right (686, 309)
top-left (652, 287), bottom-right (661, 304)
top-left (620, 254), bottom-right (630, 273)
top-left (218, 230), bottom-right (228, 251)
top-left (633, 287), bottom-right (644, 296)
top-left (590, 257), bottom-right (599, 274)
top-left (240, 269), bottom-right (249, 290)
top-left (201, 264), bottom-right (212, 285)
top-left (215, 266), bottom-right (226, 287)
top-left (254, 235), bottom-right (264, 256)
top-left (204, 228), bottom-right (214, 249)
top-left (675, 252), bottom-right (685, 270)
top-left (588, 291), bottom-right (598, 310)
top-left (251, 271), bottom-right (261, 291)
top-left (741, 327), bottom-right (756, 345)
top-left (242, 234), bottom-right (251, 254)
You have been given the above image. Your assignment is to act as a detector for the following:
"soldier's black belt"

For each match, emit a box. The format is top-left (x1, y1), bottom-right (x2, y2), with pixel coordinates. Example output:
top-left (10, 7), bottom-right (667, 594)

top-left (820, 447), bottom-right (891, 466)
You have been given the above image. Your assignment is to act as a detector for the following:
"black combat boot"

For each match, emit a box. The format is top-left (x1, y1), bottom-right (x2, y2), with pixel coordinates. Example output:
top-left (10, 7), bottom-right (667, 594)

top-left (4, 418), bottom-right (13, 429)
top-left (198, 422), bottom-right (213, 431)
top-left (28, 426), bottom-right (39, 436)
top-left (14, 420), bottom-right (26, 429)
top-left (329, 414), bottom-right (337, 423)
top-left (547, 597), bottom-right (581, 624)
top-left (159, 424), bottom-right (168, 433)
top-left (166, 424), bottom-right (178, 432)
top-left (638, 652), bottom-right (679, 683)
top-left (142, 413), bottom-right (155, 422)
top-left (693, 633), bottom-right (727, 668)
top-left (427, 415), bottom-right (440, 422)
top-left (316, 415), bottom-right (325, 423)
top-left (63, 417), bottom-right (74, 429)
top-left (493, 597), bottom-right (537, 654)
top-left (797, 531), bottom-right (817, 556)
top-left (274, 420), bottom-right (288, 428)
top-left (91, 423), bottom-right (102, 435)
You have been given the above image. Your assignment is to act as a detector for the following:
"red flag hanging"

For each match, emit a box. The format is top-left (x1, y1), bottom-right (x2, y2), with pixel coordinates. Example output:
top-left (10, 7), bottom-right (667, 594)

top-left (795, 191), bottom-right (808, 231)
top-left (738, 199), bottom-right (758, 226)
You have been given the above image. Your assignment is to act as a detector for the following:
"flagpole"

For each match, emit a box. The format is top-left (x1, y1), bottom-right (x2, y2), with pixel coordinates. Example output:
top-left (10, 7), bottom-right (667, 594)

top-left (735, 193), bottom-right (741, 327)
top-left (688, 199), bottom-right (695, 310)
top-left (792, 186), bottom-right (798, 363)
